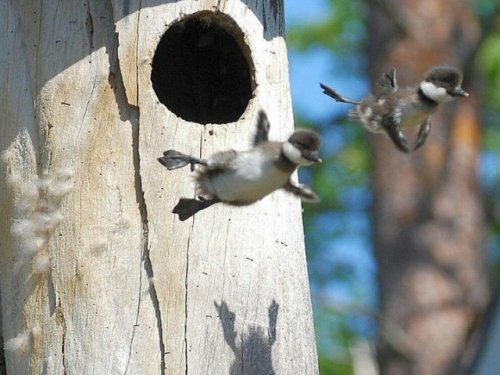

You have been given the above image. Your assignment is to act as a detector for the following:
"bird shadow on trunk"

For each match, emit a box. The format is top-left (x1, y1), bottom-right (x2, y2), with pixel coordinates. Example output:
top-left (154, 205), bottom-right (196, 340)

top-left (214, 300), bottom-right (279, 375)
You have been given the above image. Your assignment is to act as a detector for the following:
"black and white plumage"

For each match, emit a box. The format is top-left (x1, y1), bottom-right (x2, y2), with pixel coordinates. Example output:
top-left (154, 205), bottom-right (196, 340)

top-left (158, 110), bottom-right (322, 221)
top-left (320, 66), bottom-right (468, 152)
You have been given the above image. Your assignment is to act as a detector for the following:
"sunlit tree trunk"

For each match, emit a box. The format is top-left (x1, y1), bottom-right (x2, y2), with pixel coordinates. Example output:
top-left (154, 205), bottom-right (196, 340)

top-left (0, 1), bottom-right (318, 374)
top-left (367, 0), bottom-right (489, 374)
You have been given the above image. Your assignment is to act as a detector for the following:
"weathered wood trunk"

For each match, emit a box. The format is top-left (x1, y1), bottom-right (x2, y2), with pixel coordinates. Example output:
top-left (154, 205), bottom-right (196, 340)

top-left (367, 0), bottom-right (490, 374)
top-left (0, 1), bottom-right (319, 374)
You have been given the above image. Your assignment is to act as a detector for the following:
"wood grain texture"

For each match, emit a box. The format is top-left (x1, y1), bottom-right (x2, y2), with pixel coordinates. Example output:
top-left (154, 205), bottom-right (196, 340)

top-left (0, 0), bottom-right (318, 374)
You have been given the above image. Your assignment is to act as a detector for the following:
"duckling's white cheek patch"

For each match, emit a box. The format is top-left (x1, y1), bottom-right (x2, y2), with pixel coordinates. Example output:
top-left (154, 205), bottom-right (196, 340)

top-left (420, 81), bottom-right (452, 103)
top-left (283, 142), bottom-right (303, 164)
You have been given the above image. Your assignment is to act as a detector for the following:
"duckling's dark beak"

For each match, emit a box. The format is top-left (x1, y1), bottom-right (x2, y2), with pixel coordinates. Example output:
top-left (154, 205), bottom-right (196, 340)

top-left (450, 87), bottom-right (468, 97)
top-left (306, 151), bottom-right (322, 163)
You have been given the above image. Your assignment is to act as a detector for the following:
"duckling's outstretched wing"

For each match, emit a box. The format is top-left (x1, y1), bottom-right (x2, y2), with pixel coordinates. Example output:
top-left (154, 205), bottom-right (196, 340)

top-left (377, 67), bottom-right (398, 91)
top-left (253, 110), bottom-right (270, 146)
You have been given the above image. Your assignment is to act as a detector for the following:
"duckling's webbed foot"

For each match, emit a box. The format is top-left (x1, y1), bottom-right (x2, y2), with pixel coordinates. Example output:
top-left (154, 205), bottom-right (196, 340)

top-left (173, 197), bottom-right (220, 221)
top-left (284, 180), bottom-right (320, 203)
top-left (158, 150), bottom-right (208, 171)
top-left (320, 83), bottom-right (359, 105)
top-left (383, 123), bottom-right (410, 153)
top-left (414, 118), bottom-right (431, 151)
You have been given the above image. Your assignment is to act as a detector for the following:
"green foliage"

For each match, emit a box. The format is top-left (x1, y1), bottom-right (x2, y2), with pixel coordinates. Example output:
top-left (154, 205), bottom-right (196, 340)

top-left (477, 33), bottom-right (500, 111)
top-left (287, 0), bottom-right (366, 55)
top-left (475, 10), bottom-right (500, 285)
top-left (482, 118), bottom-right (500, 150)
top-left (287, 0), bottom-right (366, 54)
top-left (318, 357), bottom-right (352, 375)
top-left (315, 303), bottom-right (356, 375)
top-left (474, 0), bottom-right (500, 21)
top-left (477, 22), bottom-right (500, 153)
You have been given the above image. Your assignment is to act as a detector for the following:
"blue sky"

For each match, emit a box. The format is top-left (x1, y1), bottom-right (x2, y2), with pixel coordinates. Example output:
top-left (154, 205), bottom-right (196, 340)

top-left (285, 0), bottom-right (369, 120)
top-left (284, 0), bottom-right (377, 322)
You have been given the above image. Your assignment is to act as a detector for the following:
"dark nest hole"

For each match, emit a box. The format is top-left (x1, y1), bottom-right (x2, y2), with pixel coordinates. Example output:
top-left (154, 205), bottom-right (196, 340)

top-left (151, 12), bottom-right (254, 124)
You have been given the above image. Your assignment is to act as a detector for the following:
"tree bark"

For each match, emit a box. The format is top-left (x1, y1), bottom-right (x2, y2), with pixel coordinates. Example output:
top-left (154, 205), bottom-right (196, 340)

top-left (367, 1), bottom-right (490, 374)
top-left (0, 1), bottom-right (318, 374)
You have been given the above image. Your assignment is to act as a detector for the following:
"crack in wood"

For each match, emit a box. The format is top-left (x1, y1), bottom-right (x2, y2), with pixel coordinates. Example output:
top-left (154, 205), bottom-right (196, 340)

top-left (143, 240), bottom-right (166, 374)
top-left (182, 131), bottom-right (209, 372)
top-left (57, 298), bottom-right (67, 375)
top-left (48, 271), bottom-right (57, 317)
top-left (123, 235), bottom-right (144, 375)
top-left (85, 3), bottom-right (94, 50)
top-left (34, 1), bottom-right (43, 172)
top-left (134, 0), bottom-right (142, 107)
top-left (108, 12), bottom-right (166, 373)
top-left (131, 87), bottom-right (165, 375)
top-left (130, 60), bottom-right (166, 375)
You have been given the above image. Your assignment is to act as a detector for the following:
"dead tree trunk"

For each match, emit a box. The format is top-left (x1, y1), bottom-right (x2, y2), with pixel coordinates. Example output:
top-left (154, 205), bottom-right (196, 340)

top-left (367, 0), bottom-right (490, 374)
top-left (0, 1), bottom-right (318, 374)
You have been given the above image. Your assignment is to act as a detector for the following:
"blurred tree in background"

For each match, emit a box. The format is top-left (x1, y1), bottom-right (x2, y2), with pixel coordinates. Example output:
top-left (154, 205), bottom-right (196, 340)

top-left (368, 1), bottom-right (487, 374)
top-left (287, 0), bottom-right (500, 374)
